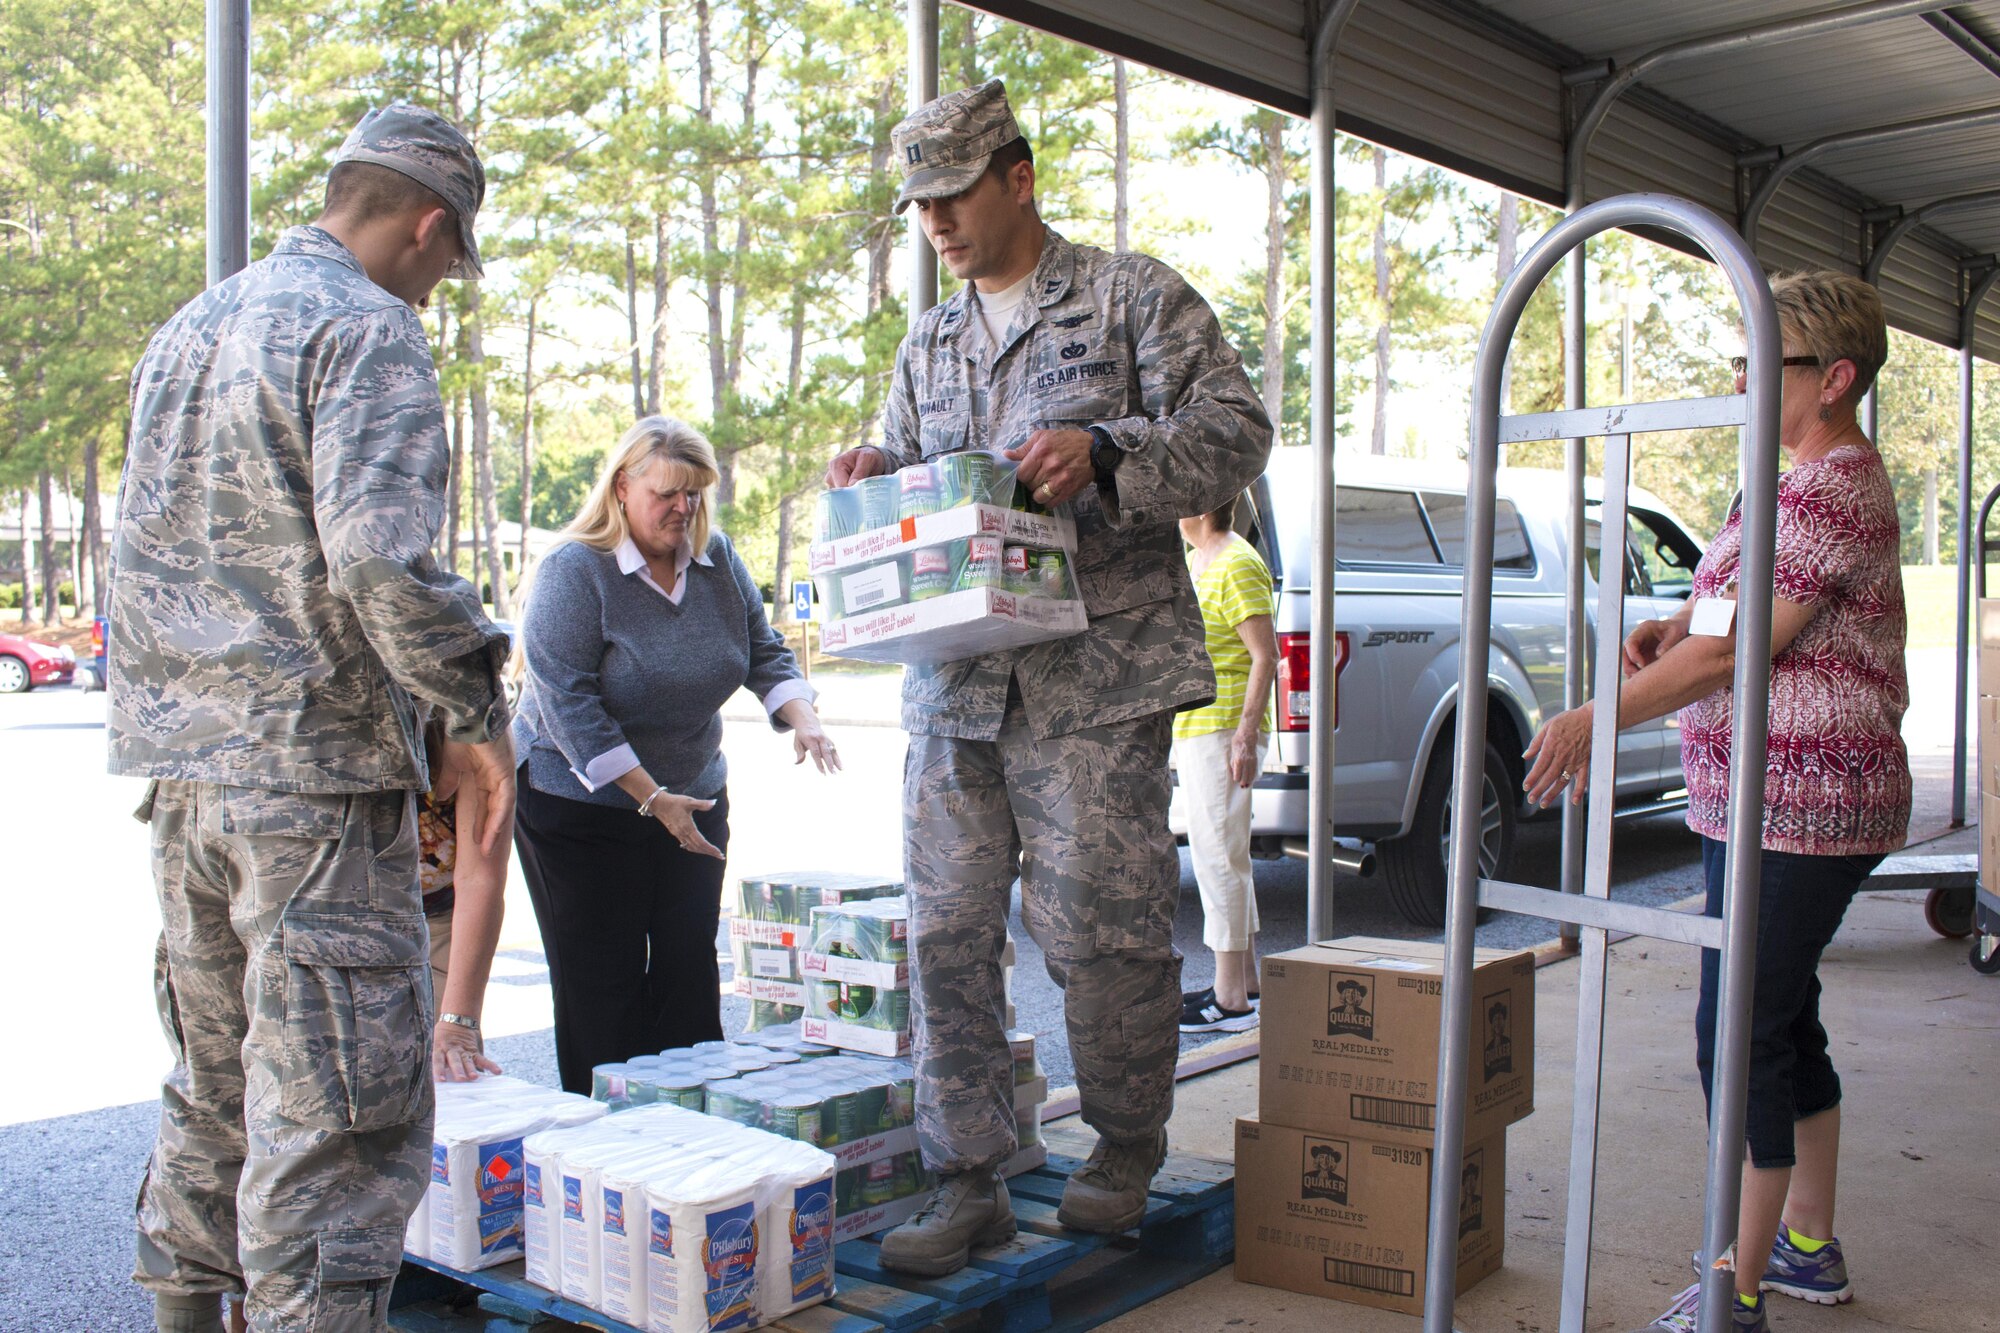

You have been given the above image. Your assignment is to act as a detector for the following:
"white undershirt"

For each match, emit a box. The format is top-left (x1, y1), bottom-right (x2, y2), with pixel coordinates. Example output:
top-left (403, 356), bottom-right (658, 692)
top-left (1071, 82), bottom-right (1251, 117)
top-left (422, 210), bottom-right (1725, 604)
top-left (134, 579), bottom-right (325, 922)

top-left (975, 270), bottom-right (1035, 344)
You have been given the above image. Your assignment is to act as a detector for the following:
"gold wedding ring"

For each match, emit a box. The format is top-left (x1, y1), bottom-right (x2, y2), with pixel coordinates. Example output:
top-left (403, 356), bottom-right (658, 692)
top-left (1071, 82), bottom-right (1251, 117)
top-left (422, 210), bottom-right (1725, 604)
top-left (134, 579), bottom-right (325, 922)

top-left (1036, 482), bottom-right (1054, 501)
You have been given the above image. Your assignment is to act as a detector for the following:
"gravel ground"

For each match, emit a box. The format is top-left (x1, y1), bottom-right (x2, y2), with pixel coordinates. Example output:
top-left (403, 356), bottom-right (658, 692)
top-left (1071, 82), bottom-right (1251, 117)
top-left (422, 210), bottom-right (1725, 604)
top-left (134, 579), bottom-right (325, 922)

top-left (0, 809), bottom-right (1703, 1333)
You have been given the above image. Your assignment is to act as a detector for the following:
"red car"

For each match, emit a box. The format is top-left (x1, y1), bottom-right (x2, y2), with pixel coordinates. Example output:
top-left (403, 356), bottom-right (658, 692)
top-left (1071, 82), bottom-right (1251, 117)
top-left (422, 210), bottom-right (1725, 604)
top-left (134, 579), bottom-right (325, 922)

top-left (0, 632), bottom-right (76, 693)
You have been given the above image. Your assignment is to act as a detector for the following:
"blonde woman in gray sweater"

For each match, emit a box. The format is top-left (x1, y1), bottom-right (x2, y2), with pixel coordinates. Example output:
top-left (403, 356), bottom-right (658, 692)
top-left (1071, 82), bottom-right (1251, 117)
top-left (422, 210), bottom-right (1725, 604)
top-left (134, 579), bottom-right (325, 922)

top-left (512, 416), bottom-right (839, 1092)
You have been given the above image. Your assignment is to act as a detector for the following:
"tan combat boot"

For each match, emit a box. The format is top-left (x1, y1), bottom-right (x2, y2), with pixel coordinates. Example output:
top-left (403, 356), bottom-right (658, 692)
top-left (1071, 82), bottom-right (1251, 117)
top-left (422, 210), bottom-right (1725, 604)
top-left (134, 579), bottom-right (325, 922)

top-left (1057, 1128), bottom-right (1167, 1233)
top-left (877, 1169), bottom-right (1016, 1277)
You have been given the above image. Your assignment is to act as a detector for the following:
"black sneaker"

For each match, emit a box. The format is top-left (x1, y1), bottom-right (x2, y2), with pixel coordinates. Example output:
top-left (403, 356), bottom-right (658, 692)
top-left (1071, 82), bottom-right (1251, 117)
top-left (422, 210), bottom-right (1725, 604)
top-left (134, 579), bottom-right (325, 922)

top-left (1179, 987), bottom-right (1258, 1033)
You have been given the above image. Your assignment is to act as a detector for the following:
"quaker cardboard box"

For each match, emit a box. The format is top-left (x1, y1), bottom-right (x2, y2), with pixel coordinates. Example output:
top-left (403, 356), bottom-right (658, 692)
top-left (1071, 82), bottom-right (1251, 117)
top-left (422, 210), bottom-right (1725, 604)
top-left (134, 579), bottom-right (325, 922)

top-left (1259, 937), bottom-right (1533, 1144)
top-left (1980, 600), bottom-right (2000, 691)
top-left (1234, 1116), bottom-right (1504, 1315)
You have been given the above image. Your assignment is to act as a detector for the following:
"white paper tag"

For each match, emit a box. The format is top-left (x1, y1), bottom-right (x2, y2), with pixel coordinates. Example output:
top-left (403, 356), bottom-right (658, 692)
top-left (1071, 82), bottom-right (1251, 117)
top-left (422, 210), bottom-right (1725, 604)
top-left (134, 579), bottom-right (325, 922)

top-left (841, 562), bottom-right (904, 613)
top-left (751, 947), bottom-right (791, 978)
top-left (1355, 957), bottom-right (1430, 972)
top-left (1688, 596), bottom-right (1736, 637)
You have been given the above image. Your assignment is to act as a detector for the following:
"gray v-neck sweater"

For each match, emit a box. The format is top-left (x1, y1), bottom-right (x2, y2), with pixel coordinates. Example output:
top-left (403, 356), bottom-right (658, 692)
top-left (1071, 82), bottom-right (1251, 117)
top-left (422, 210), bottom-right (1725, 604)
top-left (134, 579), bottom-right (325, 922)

top-left (511, 531), bottom-right (803, 805)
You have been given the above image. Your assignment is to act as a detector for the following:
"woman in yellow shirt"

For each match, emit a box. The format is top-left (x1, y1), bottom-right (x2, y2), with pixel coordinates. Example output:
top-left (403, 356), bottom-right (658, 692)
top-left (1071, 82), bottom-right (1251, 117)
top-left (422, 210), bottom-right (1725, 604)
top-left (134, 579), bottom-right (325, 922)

top-left (1174, 497), bottom-right (1278, 1032)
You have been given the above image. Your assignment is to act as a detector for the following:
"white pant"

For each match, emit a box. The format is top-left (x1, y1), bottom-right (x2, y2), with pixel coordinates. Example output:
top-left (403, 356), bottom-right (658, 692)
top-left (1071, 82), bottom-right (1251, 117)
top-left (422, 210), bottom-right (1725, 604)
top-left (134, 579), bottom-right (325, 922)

top-left (1175, 728), bottom-right (1266, 953)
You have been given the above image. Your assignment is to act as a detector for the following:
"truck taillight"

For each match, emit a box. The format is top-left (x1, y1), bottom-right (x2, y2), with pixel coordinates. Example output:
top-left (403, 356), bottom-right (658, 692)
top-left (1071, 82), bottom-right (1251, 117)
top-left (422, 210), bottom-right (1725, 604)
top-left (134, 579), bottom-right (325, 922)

top-left (1276, 631), bottom-right (1348, 733)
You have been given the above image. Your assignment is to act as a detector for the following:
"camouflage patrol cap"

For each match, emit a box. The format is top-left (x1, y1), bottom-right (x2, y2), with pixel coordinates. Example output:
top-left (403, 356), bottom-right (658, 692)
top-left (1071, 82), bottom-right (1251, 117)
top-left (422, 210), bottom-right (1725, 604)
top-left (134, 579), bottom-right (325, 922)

top-left (333, 102), bottom-right (487, 280)
top-left (892, 79), bottom-right (1023, 214)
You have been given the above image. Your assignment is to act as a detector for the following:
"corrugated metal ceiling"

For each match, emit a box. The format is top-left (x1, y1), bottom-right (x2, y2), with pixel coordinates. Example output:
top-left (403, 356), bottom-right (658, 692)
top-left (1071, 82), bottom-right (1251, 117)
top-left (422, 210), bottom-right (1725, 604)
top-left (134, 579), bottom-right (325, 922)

top-left (965, 0), bottom-right (2000, 356)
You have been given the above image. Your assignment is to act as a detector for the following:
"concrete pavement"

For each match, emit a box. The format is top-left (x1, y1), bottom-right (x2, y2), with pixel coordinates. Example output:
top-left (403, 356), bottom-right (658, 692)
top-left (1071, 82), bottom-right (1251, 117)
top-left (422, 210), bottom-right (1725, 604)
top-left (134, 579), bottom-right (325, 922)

top-left (1089, 823), bottom-right (1999, 1333)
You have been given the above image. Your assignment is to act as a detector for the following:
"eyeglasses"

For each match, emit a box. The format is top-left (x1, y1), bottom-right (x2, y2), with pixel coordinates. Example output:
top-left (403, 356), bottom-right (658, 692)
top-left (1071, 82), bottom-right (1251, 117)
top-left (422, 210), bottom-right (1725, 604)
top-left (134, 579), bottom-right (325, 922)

top-left (656, 489), bottom-right (704, 510)
top-left (1729, 355), bottom-right (1822, 377)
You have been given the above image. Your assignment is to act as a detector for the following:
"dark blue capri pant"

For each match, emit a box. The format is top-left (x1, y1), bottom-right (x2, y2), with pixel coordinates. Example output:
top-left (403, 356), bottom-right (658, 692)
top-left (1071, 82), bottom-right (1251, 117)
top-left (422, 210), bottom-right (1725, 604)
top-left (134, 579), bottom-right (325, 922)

top-left (1695, 837), bottom-right (1884, 1169)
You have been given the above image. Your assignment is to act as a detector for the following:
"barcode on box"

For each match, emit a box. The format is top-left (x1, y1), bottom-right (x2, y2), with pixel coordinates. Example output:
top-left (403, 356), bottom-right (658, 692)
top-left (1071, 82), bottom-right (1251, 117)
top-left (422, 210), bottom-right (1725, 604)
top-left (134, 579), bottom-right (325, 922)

top-left (1325, 1258), bottom-right (1416, 1296)
top-left (1351, 1094), bottom-right (1436, 1130)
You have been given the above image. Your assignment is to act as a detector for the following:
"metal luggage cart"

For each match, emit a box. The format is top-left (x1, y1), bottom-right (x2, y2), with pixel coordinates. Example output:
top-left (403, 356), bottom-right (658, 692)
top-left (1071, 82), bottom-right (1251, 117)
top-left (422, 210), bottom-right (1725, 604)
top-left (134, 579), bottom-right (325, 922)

top-left (1421, 194), bottom-right (1783, 1333)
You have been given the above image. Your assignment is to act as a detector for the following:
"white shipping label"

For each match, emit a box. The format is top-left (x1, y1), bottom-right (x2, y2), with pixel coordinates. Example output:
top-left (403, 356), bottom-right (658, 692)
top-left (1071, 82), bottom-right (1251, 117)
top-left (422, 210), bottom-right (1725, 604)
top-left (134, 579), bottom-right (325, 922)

top-left (1688, 597), bottom-right (1736, 637)
top-left (751, 947), bottom-right (791, 977)
top-left (1355, 956), bottom-right (1430, 972)
top-left (841, 562), bottom-right (903, 613)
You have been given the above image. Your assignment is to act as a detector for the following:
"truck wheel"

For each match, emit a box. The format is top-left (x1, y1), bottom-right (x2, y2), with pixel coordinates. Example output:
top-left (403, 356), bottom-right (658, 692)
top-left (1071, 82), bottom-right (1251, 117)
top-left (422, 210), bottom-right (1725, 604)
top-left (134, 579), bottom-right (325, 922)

top-left (1380, 741), bottom-right (1516, 928)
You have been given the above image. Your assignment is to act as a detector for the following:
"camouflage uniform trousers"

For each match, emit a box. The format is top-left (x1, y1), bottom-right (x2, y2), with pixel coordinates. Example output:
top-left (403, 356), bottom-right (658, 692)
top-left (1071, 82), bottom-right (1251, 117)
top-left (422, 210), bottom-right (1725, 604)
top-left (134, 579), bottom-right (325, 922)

top-left (134, 780), bottom-right (434, 1331)
top-left (904, 698), bottom-right (1181, 1173)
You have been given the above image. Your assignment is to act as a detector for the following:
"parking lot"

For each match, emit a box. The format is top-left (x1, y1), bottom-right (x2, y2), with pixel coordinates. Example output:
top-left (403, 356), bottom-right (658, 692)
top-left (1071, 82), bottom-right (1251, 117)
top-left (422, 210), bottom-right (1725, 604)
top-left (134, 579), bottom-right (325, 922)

top-left (0, 648), bottom-right (1961, 1330)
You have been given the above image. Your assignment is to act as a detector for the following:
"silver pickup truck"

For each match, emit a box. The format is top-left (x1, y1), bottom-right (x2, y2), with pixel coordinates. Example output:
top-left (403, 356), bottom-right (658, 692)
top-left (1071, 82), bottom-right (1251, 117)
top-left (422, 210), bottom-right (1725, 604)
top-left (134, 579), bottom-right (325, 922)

top-left (1169, 449), bottom-right (1706, 926)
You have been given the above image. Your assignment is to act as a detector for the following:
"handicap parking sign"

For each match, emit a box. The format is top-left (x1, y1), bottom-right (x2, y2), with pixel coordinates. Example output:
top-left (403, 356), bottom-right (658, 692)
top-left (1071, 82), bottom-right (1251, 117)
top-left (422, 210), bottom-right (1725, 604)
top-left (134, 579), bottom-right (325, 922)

top-left (792, 580), bottom-right (815, 622)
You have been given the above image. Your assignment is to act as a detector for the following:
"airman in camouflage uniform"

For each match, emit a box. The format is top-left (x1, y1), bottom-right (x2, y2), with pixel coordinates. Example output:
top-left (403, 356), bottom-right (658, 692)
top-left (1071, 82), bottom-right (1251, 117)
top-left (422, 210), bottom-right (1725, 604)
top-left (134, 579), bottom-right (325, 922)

top-left (828, 81), bottom-right (1272, 1274)
top-left (112, 104), bottom-right (511, 1333)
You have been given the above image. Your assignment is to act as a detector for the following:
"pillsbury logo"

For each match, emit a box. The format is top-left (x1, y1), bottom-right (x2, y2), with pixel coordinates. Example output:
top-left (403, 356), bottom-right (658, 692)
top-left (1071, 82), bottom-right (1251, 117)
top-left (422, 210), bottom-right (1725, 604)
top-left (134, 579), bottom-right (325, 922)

top-left (1060, 341), bottom-right (1087, 361)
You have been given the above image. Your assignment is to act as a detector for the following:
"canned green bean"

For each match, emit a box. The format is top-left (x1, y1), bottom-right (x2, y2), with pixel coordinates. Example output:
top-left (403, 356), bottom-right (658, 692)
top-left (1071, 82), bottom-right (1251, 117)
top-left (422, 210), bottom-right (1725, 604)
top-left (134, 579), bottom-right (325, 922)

top-left (816, 486), bottom-right (864, 542)
top-left (771, 1094), bottom-right (824, 1146)
top-left (692, 1040), bottom-right (731, 1055)
top-left (591, 1063), bottom-right (631, 1103)
top-left (1007, 1031), bottom-right (1038, 1084)
top-left (897, 463), bottom-right (942, 520)
top-left (761, 1049), bottom-right (801, 1065)
top-left (657, 1077), bottom-right (706, 1111)
top-left (857, 474), bottom-right (902, 530)
top-left (1032, 550), bottom-right (1072, 598)
top-left (1018, 1114), bottom-right (1043, 1148)
top-left (935, 451), bottom-right (995, 509)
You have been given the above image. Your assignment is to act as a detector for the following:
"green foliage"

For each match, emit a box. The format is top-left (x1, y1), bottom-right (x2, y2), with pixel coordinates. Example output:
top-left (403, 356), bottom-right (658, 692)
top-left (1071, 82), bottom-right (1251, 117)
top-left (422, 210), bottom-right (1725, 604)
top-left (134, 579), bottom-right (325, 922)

top-left (16, 0), bottom-right (2000, 615)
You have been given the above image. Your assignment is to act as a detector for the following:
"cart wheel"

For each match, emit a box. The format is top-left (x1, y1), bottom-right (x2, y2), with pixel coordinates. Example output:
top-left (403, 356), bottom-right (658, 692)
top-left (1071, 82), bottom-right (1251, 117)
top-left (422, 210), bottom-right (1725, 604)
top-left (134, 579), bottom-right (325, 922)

top-left (1925, 885), bottom-right (1976, 939)
top-left (1971, 936), bottom-right (2000, 977)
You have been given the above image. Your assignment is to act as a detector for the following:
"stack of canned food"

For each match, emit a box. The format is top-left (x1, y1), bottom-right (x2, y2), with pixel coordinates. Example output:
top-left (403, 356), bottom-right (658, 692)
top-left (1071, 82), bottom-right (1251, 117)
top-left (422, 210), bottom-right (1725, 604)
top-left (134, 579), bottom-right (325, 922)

top-left (804, 897), bottom-right (912, 1048)
top-left (730, 872), bottom-right (903, 1030)
top-left (1009, 1029), bottom-right (1044, 1150)
top-left (811, 450), bottom-right (1076, 624)
top-left (704, 1053), bottom-right (928, 1217)
top-left (816, 451), bottom-right (1020, 546)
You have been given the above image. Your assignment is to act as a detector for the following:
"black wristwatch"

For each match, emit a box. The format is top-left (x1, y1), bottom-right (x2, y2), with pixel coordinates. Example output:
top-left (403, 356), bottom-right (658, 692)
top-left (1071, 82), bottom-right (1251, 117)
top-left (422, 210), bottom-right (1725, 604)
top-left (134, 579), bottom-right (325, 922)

top-left (1087, 426), bottom-right (1123, 491)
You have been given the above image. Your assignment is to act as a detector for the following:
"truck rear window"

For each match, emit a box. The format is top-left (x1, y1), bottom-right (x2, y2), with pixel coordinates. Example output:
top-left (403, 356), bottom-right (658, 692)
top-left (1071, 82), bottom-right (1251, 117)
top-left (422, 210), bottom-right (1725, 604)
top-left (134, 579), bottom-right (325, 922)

top-left (1421, 492), bottom-right (1535, 572)
top-left (1336, 488), bottom-right (1437, 565)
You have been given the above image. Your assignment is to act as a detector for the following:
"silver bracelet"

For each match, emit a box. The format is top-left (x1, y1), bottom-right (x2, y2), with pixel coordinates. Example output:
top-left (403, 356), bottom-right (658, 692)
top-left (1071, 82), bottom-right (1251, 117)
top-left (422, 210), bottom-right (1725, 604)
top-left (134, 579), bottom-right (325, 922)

top-left (438, 1012), bottom-right (480, 1032)
top-left (637, 785), bottom-right (671, 818)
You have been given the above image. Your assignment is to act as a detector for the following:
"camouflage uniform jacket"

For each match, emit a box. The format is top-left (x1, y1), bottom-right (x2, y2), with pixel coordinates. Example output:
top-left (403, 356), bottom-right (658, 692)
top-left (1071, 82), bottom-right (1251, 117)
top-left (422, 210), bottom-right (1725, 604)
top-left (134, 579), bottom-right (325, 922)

top-left (109, 225), bottom-right (508, 793)
top-left (875, 227), bottom-right (1273, 740)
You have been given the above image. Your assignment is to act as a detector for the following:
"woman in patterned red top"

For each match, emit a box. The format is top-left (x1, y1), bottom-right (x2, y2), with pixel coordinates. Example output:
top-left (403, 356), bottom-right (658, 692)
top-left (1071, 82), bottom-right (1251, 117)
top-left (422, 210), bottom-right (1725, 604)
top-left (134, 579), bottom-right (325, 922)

top-left (1523, 271), bottom-right (1906, 1333)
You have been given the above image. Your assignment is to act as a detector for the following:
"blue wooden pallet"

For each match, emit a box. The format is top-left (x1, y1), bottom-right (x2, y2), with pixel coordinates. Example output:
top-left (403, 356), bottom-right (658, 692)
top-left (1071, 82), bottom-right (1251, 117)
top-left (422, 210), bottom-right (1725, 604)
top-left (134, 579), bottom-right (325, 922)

top-left (392, 1135), bottom-right (1233, 1333)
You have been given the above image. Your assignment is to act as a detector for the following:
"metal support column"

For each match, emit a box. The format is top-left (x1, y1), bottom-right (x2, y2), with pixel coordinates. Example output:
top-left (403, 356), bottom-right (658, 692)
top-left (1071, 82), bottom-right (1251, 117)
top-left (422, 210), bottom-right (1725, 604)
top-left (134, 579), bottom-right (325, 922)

top-left (206, 0), bottom-right (252, 286)
top-left (907, 0), bottom-right (939, 331)
top-left (1955, 267), bottom-right (2000, 824)
top-left (1304, 0), bottom-right (1359, 945)
top-left (1424, 194), bottom-right (1782, 1333)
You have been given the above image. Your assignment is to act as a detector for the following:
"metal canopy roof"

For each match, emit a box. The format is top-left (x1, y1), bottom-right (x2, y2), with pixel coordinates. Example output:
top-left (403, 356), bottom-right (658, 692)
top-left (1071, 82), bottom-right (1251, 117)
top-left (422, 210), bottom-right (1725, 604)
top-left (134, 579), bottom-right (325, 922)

top-left (971, 0), bottom-right (2000, 358)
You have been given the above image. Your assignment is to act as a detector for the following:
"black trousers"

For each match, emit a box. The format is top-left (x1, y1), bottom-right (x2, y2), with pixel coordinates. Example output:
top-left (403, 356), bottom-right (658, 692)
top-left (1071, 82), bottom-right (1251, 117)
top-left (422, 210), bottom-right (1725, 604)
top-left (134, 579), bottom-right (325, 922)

top-left (514, 766), bottom-right (731, 1094)
top-left (1695, 836), bottom-right (1883, 1168)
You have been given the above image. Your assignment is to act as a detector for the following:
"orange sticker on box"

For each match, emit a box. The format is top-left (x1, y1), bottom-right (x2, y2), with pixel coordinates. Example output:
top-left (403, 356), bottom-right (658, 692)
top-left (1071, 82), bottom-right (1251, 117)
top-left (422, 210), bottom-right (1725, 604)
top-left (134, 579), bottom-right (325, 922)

top-left (899, 517), bottom-right (917, 542)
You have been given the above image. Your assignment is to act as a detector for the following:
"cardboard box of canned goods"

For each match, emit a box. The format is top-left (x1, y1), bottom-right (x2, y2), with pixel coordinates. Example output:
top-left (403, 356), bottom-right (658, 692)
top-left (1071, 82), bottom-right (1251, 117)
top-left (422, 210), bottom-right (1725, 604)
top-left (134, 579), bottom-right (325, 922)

top-left (813, 455), bottom-right (1084, 667)
top-left (1234, 1116), bottom-right (1504, 1315)
top-left (1259, 937), bottom-right (1534, 1144)
top-left (812, 451), bottom-right (1076, 569)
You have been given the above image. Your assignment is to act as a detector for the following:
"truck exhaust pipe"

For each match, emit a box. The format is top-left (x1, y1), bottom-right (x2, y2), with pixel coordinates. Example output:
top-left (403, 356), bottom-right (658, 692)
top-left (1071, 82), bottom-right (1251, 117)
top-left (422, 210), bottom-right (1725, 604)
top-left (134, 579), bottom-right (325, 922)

top-left (1281, 838), bottom-right (1374, 877)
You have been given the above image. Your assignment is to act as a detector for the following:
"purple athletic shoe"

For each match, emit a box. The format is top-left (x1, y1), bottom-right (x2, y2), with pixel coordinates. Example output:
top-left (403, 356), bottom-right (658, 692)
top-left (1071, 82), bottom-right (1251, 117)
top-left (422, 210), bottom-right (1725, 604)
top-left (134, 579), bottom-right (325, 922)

top-left (1632, 1282), bottom-right (1769, 1332)
top-left (1761, 1229), bottom-right (1853, 1304)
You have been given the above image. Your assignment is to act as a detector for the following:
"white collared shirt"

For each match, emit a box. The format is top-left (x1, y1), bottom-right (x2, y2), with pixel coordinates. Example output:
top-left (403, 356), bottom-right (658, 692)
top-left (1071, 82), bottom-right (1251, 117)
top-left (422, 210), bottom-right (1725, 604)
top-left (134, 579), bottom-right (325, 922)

top-left (615, 533), bottom-right (709, 605)
top-left (572, 535), bottom-right (817, 792)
